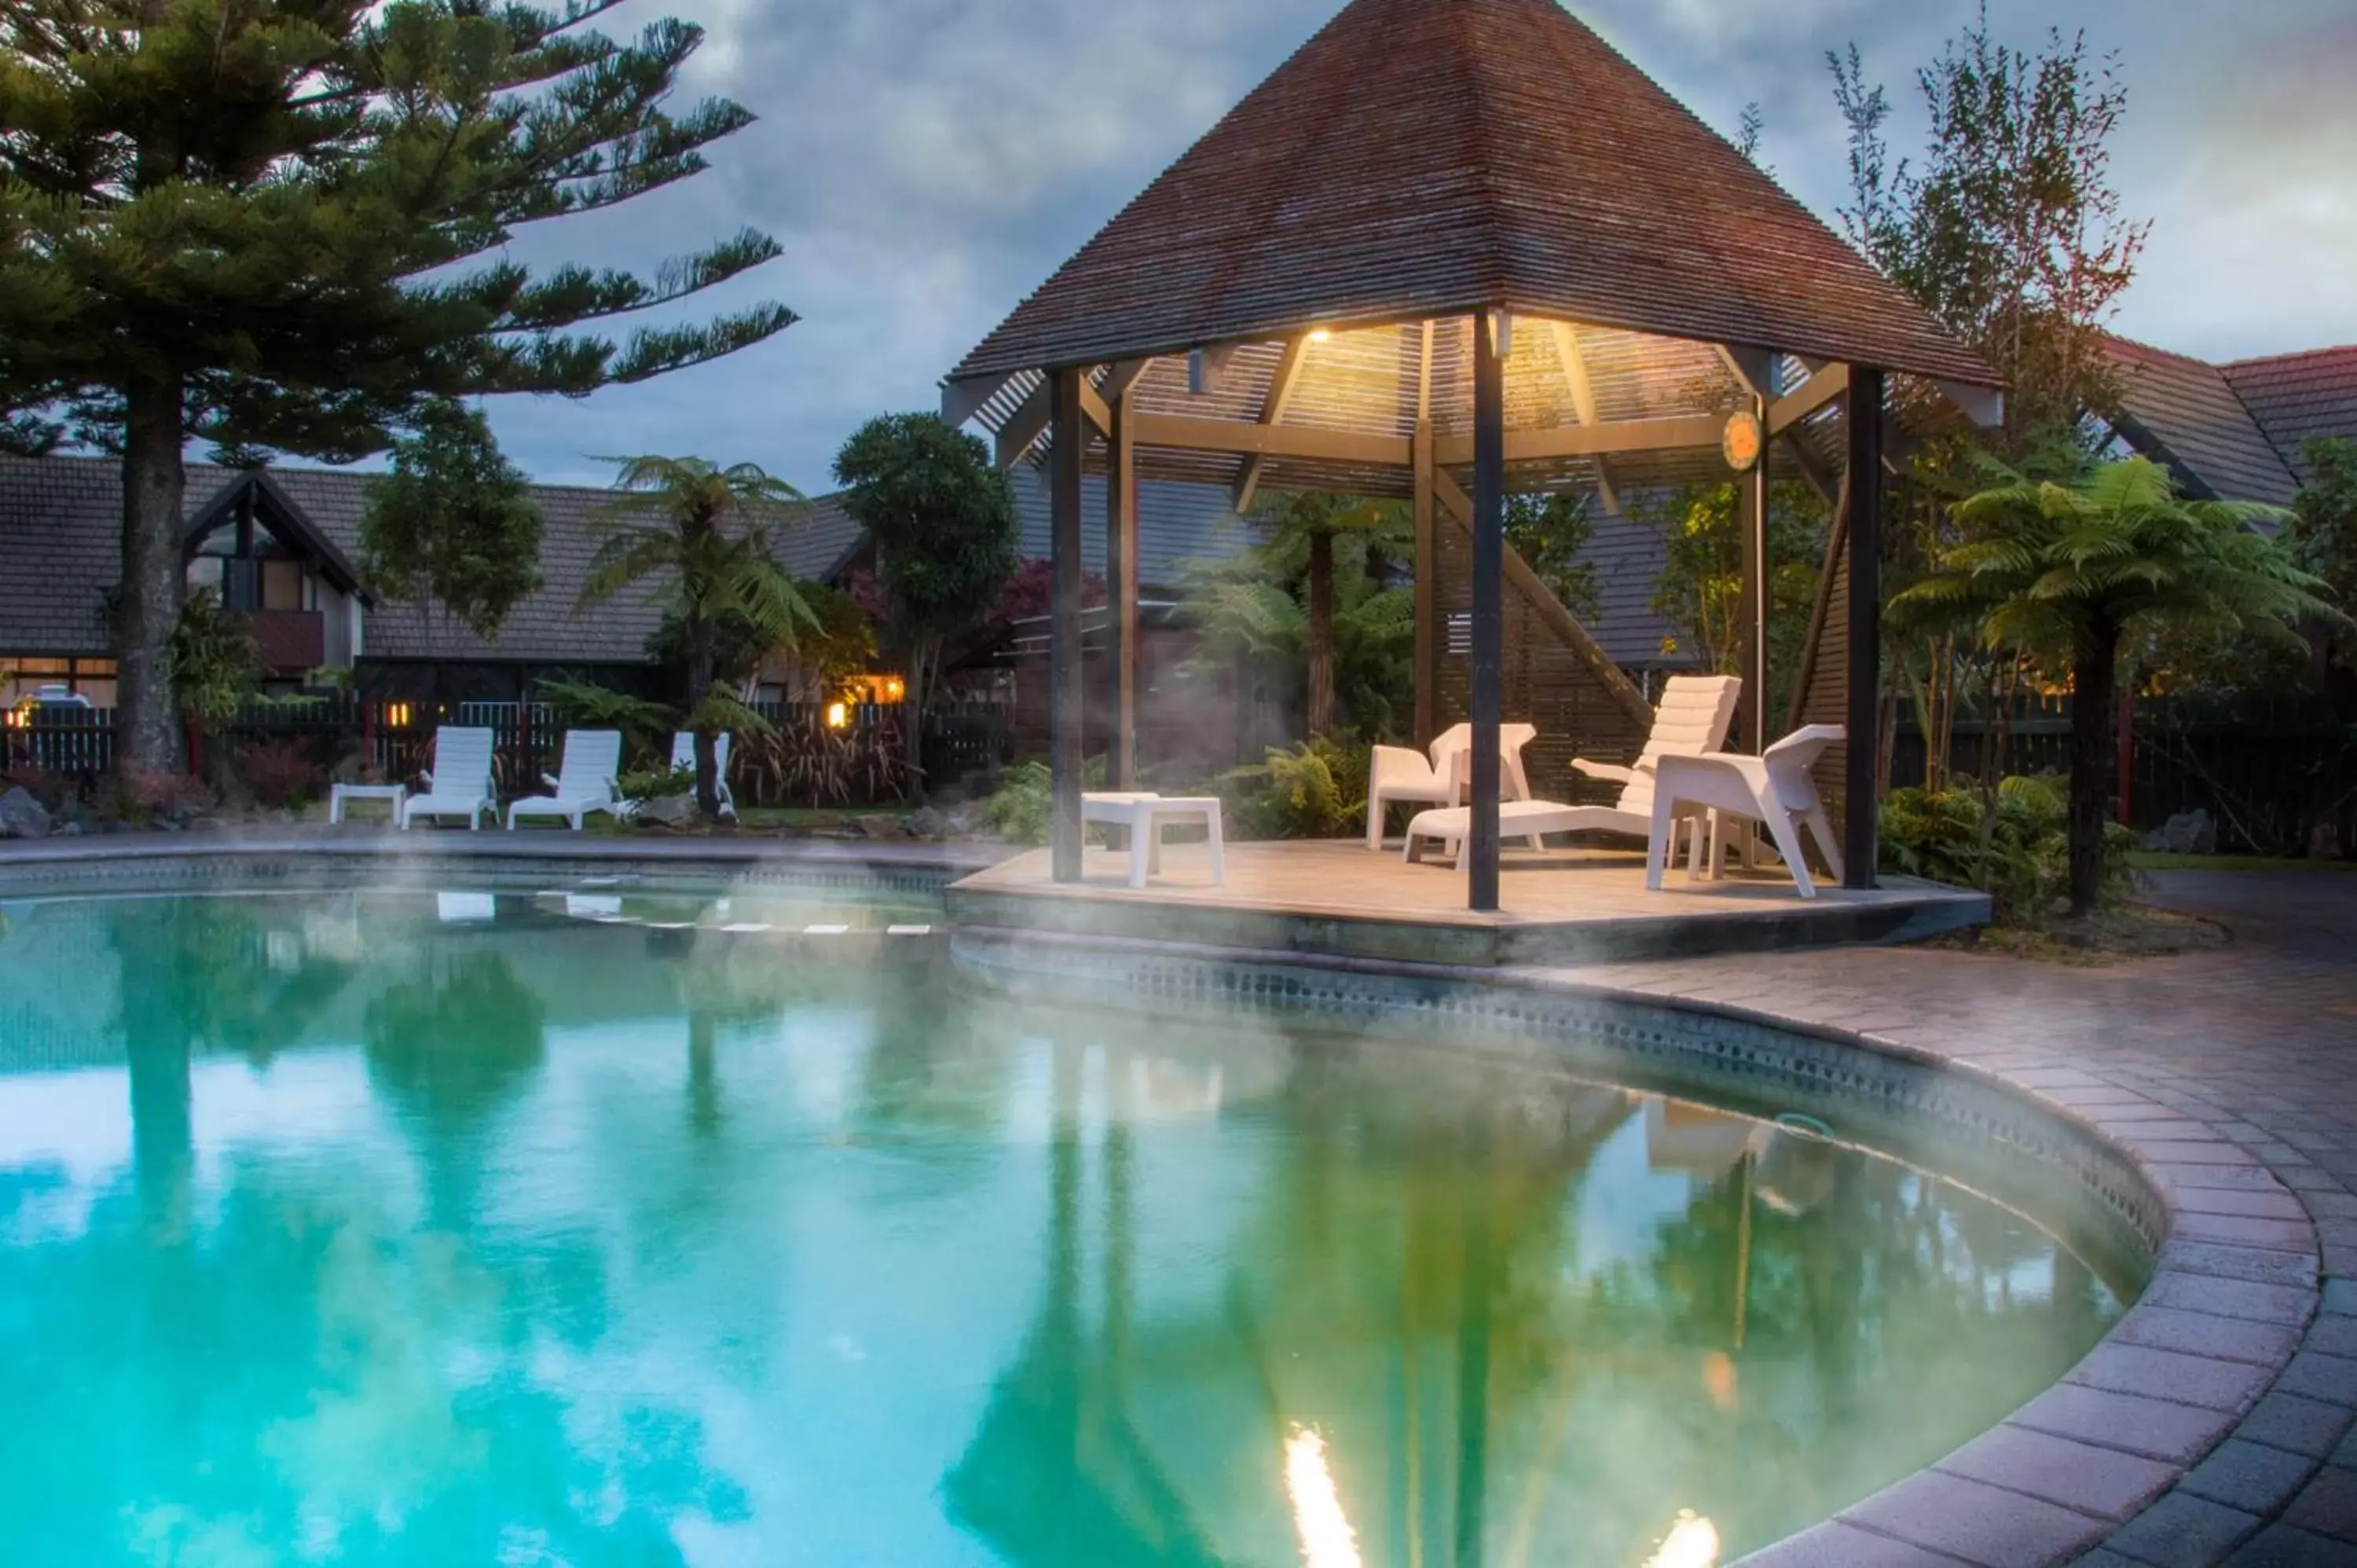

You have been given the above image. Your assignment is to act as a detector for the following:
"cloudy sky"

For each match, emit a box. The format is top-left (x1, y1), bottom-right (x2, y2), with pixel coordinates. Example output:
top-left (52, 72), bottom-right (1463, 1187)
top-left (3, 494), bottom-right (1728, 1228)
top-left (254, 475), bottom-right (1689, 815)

top-left (480, 0), bottom-right (2357, 493)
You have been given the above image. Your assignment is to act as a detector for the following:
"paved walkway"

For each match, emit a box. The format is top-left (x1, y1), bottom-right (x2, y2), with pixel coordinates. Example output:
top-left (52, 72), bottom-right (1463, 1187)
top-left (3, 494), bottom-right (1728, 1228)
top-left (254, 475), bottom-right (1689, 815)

top-left (1527, 871), bottom-right (2357, 1567)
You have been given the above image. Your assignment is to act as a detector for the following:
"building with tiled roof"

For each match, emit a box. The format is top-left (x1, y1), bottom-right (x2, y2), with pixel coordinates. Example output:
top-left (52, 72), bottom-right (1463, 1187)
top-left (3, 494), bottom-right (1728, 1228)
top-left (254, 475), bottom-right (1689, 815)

top-left (0, 454), bottom-right (870, 707)
top-left (2102, 336), bottom-right (2357, 512)
top-left (2220, 347), bottom-right (2357, 488)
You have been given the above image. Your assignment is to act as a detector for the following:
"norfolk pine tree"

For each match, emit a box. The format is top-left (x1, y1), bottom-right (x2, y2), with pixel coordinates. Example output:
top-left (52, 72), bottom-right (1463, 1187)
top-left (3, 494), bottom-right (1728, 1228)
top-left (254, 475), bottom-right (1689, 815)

top-left (0, 0), bottom-right (794, 772)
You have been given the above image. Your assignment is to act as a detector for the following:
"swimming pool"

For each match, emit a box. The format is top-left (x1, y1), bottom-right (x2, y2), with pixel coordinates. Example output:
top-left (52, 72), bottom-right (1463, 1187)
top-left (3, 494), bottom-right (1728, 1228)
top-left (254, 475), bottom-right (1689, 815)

top-left (0, 888), bottom-right (2126, 1566)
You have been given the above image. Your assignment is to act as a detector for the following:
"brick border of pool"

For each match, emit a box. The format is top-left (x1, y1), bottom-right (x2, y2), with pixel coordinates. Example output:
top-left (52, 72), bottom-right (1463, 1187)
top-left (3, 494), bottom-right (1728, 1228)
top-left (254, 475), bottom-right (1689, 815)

top-left (4, 833), bottom-right (2337, 1565)
top-left (1542, 940), bottom-right (2353, 1568)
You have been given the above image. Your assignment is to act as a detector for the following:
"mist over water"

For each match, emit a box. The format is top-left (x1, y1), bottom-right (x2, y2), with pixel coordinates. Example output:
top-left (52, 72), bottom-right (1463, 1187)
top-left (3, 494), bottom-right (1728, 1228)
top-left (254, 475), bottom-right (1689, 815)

top-left (0, 890), bottom-right (2119, 1566)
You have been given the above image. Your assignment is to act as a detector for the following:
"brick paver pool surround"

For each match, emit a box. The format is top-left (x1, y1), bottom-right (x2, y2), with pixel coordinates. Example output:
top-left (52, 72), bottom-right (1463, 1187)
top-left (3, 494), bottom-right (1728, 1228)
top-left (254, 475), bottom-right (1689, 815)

top-left (1539, 873), bottom-right (2357, 1567)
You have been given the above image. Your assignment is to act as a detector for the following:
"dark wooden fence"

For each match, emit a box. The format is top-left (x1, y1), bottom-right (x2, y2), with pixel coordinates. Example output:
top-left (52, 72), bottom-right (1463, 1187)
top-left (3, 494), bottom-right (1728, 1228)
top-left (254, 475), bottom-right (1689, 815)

top-left (1892, 694), bottom-right (2357, 855)
top-left (3, 697), bottom-right (1007, 809)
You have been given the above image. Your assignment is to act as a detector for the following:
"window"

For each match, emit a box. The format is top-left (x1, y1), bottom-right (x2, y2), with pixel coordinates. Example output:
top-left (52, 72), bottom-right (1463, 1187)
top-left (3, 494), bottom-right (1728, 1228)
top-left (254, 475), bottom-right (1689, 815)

top-left (262, 559), bottom-right (305, 610)
top-left (2, 656), bottom-right (115, 707)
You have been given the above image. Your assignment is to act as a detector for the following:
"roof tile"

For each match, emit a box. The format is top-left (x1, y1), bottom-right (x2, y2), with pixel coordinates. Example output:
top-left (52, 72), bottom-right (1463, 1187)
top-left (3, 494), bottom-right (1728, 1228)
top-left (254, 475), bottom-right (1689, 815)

top-left (952, 0), bottom-right (1991, 386)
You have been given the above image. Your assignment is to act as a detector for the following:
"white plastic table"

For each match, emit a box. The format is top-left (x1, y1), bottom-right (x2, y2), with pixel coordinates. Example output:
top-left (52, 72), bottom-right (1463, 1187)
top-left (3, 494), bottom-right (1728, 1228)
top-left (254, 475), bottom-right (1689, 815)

top-left (1081, 793), bottom-right (1226, 889)
top-left (328, 782), bottom-right (406, 824)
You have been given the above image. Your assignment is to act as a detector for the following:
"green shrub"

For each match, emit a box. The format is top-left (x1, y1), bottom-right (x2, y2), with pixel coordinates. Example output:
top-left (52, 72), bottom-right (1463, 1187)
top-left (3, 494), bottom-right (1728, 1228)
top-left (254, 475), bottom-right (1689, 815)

top-left (618, 764), bottom-right (695, 804)
top-left (1880, 775), bottom-right (2135, 928)
top-left (981, 757), bottom-right (1106, 844)
top-left (1215, 737), bottom-right (1371, 839)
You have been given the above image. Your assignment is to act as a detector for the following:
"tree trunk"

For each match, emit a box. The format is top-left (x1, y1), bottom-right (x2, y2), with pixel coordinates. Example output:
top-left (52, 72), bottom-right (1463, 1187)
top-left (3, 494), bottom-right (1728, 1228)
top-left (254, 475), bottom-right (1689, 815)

top-left (1306, 529), bottom-right (1335, 738)
top-left (895, 642), bottom-right (928, 804)
top-left (119, 372), bottom-right (188, 777)
top-left (686, 618), bottom-right (720, 820)
top-left (2067, 617), bottom-right (2122, 918)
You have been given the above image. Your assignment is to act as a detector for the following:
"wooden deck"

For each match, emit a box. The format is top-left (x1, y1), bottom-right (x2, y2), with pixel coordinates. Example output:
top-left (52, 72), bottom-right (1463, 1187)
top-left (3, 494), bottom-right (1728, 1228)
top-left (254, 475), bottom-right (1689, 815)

top-left (946, 839), bottom-right (1988, 967)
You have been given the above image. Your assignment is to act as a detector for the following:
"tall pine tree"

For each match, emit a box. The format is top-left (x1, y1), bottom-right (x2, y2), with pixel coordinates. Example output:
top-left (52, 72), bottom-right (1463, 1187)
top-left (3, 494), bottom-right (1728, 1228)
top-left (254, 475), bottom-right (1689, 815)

top-left (0, 0), bottom-right (794, 771)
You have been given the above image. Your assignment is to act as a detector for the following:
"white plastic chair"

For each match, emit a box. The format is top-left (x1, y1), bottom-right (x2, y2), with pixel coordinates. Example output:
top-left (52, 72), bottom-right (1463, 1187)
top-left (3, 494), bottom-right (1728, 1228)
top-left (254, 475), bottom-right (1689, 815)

top-left (669, 731), bottom-right (736, 819)
top-left (398, 727), bottom-right (497, 830)
top-left (506, 729), bottom-right (624, 830)
top-left (1399, 678), bottom-right (1742, 864)
top-left (1568, 674), bottom-right (1743, 821)
top-left (1365, 722), bottom-right (1537, 848)
top-left (1647, 724), bottom-right (1846, 898)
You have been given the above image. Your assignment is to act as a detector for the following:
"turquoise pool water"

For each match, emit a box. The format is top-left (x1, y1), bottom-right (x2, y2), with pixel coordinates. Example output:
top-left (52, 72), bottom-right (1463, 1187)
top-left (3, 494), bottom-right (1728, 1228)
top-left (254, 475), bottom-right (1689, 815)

top-left (0, 890), bottom-right (2121, 1566)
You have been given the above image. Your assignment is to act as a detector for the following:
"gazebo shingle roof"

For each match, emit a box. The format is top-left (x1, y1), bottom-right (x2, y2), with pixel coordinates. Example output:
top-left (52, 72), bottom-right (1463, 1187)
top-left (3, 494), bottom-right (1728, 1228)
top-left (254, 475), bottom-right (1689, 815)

top-left (951, 0), bottom-right (1995, 386)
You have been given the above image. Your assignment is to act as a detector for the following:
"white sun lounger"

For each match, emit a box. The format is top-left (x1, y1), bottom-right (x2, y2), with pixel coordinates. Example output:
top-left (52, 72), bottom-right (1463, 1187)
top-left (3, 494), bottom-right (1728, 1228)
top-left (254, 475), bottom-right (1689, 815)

top-left (506, 729), bottom-right (624, 830)
top-left (1402, 797), bottom-right (1710, 867)
top-left (1399, 675), bottom-right (1743, 864)
top-left (398, 727), bottom-right (498, 830)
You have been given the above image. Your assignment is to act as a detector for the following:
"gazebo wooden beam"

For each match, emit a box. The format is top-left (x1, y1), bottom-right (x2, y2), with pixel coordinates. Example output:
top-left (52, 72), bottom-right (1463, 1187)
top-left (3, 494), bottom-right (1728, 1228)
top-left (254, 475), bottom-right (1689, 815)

top-left (1132, 410), bottom-right (1726, 468)
top-left (1549, 321), bottom-right (1619, 514)
top-left (1131, 412), bottom-right (1410, 465)
top-left (1716, 344), bottom-right (1779, 401)
top-left (1460, 416), bottom-right (1724, 465)
top-left (1769, 365), bottom-right (1848, 437)
top-left (1231, 336), bottom-right (1313, 514)
top-left (1435, 471), bottom-right (1656, 733)
top-left (996, 383), bottom-right (1054, 469)
top-left (992, 360), bottom-right (1153, 471)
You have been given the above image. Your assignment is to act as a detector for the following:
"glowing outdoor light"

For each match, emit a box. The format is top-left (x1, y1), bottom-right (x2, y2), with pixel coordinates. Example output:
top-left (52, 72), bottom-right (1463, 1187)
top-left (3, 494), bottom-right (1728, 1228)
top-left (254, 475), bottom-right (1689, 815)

top-left (1307, 328), bottom-right (1333, 343)
top-left (1283, 1424), bottom-right (1362, 1568)
top-left (1642, 1511), bottom-right (1721, 1568)
top-left (825, 701), bottom-right (849, 731)
top-left (882, 675), bottom-right (906, 702)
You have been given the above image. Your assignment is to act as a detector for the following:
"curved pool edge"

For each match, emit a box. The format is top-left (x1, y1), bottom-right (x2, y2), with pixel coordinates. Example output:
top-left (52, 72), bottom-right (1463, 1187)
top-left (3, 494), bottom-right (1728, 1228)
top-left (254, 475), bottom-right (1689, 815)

top-left (0, 835), bottom-right (2318, 1568)
top-left (945, 923), bottom-right (2320, 1568)
top-left (0, 826), bottom-right (1008, 902)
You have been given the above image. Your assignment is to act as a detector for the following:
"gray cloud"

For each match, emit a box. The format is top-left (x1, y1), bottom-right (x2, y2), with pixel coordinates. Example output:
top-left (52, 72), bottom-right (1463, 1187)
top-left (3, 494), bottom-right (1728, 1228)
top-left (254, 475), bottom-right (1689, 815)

top-left (478, 0), bottom-right (2357, 493)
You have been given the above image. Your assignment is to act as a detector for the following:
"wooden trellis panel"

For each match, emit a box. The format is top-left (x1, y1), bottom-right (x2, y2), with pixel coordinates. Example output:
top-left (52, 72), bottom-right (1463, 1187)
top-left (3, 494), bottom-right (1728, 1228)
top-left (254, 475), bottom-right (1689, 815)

top-left (1431, 503), bottom-right (1654, 800)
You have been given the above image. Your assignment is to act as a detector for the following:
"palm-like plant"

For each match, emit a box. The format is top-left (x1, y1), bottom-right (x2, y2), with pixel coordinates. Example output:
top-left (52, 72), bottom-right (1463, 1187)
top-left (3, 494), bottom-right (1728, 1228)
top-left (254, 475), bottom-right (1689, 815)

top-left (1897, 456), bottom-right (2333, 914)
top-left (1244, 492), bottom-right (1405, 737)
top-left (580, 457), bottom-right (816, 820)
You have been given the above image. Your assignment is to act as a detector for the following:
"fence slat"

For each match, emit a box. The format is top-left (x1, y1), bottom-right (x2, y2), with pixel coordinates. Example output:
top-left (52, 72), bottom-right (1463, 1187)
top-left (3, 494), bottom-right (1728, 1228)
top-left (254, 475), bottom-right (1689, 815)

top-left (1892, 694), bottom-right (2357, 855)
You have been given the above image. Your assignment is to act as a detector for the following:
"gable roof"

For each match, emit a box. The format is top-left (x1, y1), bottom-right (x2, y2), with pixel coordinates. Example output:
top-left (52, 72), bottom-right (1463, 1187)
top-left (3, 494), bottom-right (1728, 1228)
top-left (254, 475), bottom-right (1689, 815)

top-left (2222, 346), bottom-right (2357, 487)
top-left (2104, 335), bottom-right (2301, 508)
top-left (183, 469), bottom-right (372, 601)
top-left (951, 0), bottom-right (1992, 386)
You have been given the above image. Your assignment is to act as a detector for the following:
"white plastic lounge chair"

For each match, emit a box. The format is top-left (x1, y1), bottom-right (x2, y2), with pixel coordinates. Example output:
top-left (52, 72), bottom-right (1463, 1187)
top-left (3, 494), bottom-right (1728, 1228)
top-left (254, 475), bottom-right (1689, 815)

top-left (506, 729), bottom-right (623, 830)
top-left (1399, 676), bottom-right (1742, 863)
top-left (1567, 674), bottom-right (1743, 811)
top-left (1404, 796), bottom-right (1711, 868)
top-left (1365, 721), bottom-right (1537, 848)
top-left (668, 731), bottom-right (736, 819)
top-left (1647, 724), bottom-right (1847, 898)
top-left (398, 727), bottom-right (498, 830)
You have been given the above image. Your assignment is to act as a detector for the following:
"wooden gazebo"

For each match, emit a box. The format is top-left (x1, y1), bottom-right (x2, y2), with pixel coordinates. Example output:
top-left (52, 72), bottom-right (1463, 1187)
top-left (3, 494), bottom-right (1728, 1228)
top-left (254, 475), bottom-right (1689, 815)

top-left (942, 0), bottom-right (1998, 910)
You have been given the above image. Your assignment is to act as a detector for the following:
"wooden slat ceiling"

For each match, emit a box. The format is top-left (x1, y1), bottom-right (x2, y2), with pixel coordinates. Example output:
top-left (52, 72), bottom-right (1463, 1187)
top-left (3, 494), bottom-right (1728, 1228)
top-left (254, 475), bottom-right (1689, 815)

top-left (950, 0), bottom-right (1995, 388)
top-left (988, 317), bottom-right (1832, 498)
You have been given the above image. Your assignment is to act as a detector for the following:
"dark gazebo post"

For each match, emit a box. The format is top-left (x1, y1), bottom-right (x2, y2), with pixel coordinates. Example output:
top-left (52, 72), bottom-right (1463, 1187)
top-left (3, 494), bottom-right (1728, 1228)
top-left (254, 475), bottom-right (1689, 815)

top-left (1736, 374), bottom-right (1773, 755)
top-left (1468, 310), bottom-right (1507, 912)
top-left (1050, 365), bottom-right (1087, 882)
top-left (1108, 385), bottom-right (1141, 788)
top-left (1843, 368), bottom-right (1886, 889)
